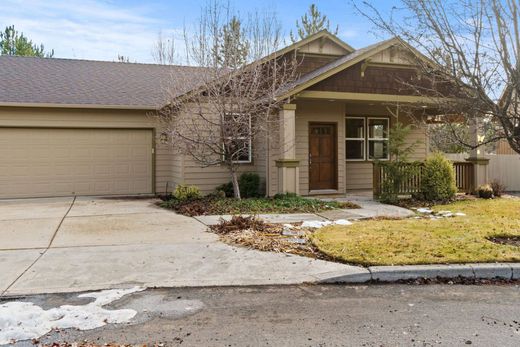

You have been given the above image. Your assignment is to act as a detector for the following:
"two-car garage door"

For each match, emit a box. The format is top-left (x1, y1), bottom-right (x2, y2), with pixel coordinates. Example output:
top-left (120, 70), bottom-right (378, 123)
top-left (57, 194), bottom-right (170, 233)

top-left (0, 128), bottom-right (153, 199)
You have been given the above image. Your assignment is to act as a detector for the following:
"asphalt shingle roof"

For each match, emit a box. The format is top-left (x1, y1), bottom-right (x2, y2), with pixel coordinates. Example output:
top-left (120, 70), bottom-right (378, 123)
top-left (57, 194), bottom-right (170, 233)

top-left (0, 56), bottom-right (208, 108)
top-left (0, 37), bottom-right (397, 108)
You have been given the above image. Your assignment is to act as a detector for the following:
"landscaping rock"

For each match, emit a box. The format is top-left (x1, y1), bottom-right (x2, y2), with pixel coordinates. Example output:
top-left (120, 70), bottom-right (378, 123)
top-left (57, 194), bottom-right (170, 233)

top-left (281, 230), bottom-right (306, 237)
top-left (286, 238), bottom-right (307, 244)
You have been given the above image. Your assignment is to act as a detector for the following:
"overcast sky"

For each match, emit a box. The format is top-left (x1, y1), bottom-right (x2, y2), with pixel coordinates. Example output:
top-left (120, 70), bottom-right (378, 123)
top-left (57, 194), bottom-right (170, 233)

top-left (0, 0), bottom-right (399, 63)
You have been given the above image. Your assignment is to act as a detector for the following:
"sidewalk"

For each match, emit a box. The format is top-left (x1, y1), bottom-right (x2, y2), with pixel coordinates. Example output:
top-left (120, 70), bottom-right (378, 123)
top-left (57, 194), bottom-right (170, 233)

top-left (194, 196), bottom-right (415, 226)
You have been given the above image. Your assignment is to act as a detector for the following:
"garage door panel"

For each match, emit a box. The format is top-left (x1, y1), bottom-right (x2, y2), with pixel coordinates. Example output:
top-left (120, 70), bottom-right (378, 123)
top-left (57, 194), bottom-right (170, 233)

top-left (0, 128), bottom-right (153, 198)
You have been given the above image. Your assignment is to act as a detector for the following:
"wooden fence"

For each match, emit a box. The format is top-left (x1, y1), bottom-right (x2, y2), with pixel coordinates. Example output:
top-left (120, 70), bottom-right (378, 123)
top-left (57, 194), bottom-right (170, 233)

top-left (446, 153), bottom-right (520, 191)
top-left (373, 161), bottom-right (474, 198)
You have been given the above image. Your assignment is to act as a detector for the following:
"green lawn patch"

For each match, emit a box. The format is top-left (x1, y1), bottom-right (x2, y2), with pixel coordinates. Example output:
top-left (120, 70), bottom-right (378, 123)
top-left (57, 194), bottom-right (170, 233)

top-left (160, 193), bottom-right (360, 217)
top-left (310, 198), bottom-right (520, 266)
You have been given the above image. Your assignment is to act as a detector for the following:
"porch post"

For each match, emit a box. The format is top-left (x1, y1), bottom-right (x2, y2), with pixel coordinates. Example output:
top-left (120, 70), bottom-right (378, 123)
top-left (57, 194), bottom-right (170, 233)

top-left (275, 103), bottom-right (300, 194)
top-left (465, 117), bottom-right (489, 191)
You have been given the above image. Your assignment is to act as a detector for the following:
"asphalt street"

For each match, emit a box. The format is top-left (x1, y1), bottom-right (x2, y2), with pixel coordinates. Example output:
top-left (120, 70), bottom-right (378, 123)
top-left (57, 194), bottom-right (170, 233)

top-left (7, 284), bottom-right (520, 346)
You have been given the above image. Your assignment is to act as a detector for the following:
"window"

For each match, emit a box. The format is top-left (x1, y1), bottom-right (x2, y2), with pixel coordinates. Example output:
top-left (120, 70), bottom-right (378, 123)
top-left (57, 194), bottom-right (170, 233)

top-left (368, 118), bottom-right (389, 160)
top-left (345, 117), bottom-right (365, 160)
top-left (223, 113), bottom-right (252, 163)
top-left (345, 117), bottom-right (389, 161)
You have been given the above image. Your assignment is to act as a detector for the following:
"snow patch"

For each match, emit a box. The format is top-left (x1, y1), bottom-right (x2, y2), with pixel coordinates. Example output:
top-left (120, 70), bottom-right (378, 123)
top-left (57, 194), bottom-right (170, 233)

top-left (0, 286), bottom-right (145, 345)
top-left (334, 219), bottom-right (353, 226)
top-left (416, 208), bottom-right (433, 214)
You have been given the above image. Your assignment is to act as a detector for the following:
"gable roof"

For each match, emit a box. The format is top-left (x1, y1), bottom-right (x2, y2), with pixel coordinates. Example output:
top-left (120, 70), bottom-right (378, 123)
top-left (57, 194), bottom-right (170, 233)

top-left (265, 29), bottom-right (355, 62)
top-left (278, 37), bottom-right (403, 100)
top-left (1, 33), bottom-right (421, 110)
top-left (0, 56), bottom-right (208, 109)
top-left (158, 30), bottom-right (356, 104)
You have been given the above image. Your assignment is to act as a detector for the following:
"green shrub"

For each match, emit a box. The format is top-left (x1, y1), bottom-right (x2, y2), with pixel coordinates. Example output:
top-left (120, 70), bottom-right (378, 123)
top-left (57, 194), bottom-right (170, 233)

top-left (273, 192), bottom-right (298, 200)
top-left (419, 153), bottom-right (457, 202)
top-left (173, 184), bottom-right (201, 201)
top-left (489, 179), bottom-right (506, 197)
top-left (215, 182), bottom-right (234, 197)
top-left (239, 172), bottom-right (261, 198)
top-left (216, 172), bottom-right (262, 198)
top-left (477, 184), bottom-right (494, 199)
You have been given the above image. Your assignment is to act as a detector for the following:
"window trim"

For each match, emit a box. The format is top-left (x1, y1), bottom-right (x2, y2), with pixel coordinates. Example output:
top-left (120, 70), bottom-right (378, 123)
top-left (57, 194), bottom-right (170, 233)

top-left (345, 116), bottom-right (390, 162)
top-left (345, 116), bottom-right (366, 161)
top-left (223, 113), bottom-right (253, 164)
top-left (367, 117), bottom-right (390, 161)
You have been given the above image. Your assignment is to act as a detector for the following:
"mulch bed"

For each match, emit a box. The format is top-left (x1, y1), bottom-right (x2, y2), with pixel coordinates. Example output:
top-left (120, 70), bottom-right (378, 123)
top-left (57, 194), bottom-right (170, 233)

top-left (487, 236), bottom-right (520, 247)
top-left (158, 195), bottom-right (360, 217)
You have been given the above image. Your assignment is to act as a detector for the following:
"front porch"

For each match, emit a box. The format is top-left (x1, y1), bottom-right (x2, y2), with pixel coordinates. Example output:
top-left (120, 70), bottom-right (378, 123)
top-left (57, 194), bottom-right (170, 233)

top-left (270, 97), bottom-right (431, 197)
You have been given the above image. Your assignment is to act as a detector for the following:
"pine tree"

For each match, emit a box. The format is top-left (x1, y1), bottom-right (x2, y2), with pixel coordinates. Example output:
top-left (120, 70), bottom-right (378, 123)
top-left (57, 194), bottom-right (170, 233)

top-left (0, 25), bottom-right (54, 57)
top-left (214, 16), bottom-right (249, 68)
top-left (290, 4), bottom-right (339, 42)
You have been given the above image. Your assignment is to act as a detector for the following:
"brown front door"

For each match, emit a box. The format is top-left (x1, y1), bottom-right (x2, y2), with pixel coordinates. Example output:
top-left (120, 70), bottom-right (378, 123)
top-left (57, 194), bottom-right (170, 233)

top-left (309, 123), bottom-right (337, 190)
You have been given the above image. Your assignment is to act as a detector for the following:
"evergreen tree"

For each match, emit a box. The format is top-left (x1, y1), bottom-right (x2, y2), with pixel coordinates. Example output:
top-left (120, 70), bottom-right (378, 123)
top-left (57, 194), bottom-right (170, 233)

top-left (290, 4), bottom-right (339, 42)
top-left (214, 16), bottom-right (249, 68)
top-left (0, 25), bottom-right (54, 57)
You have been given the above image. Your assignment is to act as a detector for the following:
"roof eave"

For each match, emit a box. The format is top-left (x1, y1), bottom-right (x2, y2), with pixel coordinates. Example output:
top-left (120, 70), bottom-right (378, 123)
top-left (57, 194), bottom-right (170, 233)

top-left (0, 102), bottom-right (160, 110)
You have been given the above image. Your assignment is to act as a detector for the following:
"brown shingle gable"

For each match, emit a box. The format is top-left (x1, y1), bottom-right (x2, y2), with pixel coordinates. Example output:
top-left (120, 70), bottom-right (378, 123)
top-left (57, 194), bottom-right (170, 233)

top-left (0, 56), bottom-right (208, 108)
top-left (278, 38), bottom-right (399, 99)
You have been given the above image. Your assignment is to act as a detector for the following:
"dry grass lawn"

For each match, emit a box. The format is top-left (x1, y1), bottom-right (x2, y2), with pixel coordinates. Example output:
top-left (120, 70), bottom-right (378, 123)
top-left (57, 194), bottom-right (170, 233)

top-left (311, 197), bottom-right (520, 266)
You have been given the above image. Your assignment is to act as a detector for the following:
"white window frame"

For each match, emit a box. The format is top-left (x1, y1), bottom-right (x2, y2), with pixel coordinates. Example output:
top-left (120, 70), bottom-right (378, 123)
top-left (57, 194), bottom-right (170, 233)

top-left (223, 113), bottom-right (253, 164)
top-left (345, 116), bottom-right (366, 161)
top-left (367, 117), bottom-right (390, 161)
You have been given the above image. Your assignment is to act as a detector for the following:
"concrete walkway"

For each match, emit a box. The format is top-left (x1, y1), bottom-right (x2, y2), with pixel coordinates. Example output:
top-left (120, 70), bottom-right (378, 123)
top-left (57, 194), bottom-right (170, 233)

top-left (0, 197), bottom-right (367, 296)
top-left (195, 194), bottom-right (415, 226)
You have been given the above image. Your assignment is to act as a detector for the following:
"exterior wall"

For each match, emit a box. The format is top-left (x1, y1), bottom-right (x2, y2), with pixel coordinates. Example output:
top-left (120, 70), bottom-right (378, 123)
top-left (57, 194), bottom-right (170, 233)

top-left (175, 105), bottom-right (268, 196)
top-left (343, 103), bottom-right (429, 191)
top-left (182, 147), bottom-right (266, 195)
top-left (0, 106), bottom-right (175, 195)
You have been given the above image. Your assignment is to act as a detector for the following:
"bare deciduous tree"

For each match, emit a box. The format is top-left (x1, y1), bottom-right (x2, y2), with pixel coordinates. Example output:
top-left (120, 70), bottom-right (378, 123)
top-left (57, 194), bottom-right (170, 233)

top-left (356, 0), bottom-right (520, 154)
top-left (156, 2), bottom-right (298, 198)
top-left (152, 31), bottom-right (178, 65)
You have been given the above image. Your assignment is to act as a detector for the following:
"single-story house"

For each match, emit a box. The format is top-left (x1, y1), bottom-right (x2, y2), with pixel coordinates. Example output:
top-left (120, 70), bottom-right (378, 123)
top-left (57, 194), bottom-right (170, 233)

top-left (1, 30), bottom-right (454, 199)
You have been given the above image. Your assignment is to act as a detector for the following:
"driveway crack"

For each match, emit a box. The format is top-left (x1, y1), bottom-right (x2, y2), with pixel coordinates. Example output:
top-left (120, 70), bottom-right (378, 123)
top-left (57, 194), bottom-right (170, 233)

top-left (1, 196), bottom-right (76, 296)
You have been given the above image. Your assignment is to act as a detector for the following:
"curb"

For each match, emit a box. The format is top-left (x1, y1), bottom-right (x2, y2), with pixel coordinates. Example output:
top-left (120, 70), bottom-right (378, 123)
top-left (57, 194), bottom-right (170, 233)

top-left (316, 263), bottom-right (520, 284)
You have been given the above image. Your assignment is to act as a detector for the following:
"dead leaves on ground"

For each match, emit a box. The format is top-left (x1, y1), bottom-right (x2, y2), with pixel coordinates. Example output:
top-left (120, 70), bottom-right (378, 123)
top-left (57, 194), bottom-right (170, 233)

top-left (209, 215), bottom-right (331, 260)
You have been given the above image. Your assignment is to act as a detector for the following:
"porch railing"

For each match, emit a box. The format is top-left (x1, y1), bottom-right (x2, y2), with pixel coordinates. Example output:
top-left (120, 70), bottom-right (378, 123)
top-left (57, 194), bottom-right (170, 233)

top-left (373, 161), bottom-right (475, 198)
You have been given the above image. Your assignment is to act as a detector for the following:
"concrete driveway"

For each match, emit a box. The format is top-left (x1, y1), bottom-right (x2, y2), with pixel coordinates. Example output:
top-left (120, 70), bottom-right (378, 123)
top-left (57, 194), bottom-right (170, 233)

top-left (0, 197), bottom-right (366, 296)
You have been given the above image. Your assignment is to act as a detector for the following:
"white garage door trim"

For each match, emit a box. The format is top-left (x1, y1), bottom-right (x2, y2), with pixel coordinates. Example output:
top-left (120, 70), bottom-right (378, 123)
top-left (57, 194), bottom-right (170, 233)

top-left (0, 127), bottom-right (155, 199)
